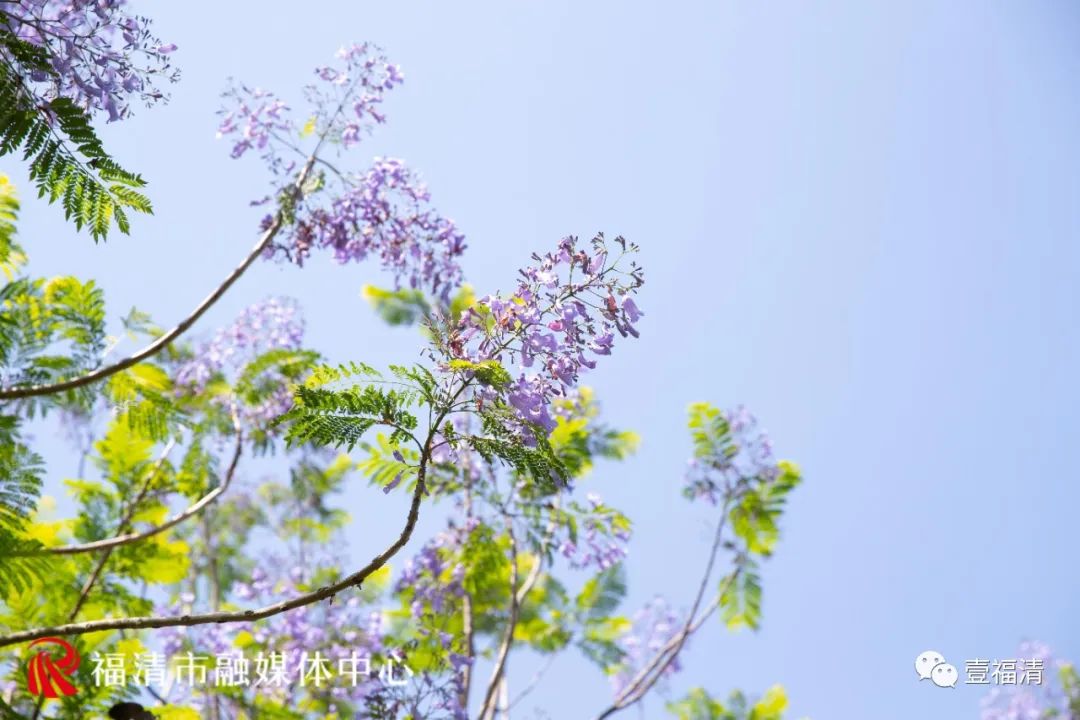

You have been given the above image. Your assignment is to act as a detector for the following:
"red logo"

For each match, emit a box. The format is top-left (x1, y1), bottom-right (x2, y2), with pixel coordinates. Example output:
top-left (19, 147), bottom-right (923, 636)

top-left (26, 637), bottom-right (80, 698)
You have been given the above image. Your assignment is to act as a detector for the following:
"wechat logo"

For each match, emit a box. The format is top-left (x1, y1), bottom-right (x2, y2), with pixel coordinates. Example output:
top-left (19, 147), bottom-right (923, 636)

top-left (916, 650), bottom-right (958, 688)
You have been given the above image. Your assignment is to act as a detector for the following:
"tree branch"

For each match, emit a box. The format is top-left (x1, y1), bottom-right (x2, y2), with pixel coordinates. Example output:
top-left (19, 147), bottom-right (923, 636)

top-left (478, 521), bottom-right (521, 720)
top-left (478, 505), bottom-right (556, 720)
top-left (65, 439), bottom-right (178, 621)
top-left (0, 445), bottom-right (430, 650)
top-left (599, 577), bottom-right (733, 718)
top-left (459, 482), bottom-right (477, 709)
top-left (33, 428), bottom-right (243, 556)
top-left (593, 499), bottom-right (735, 720)
top-left (0, 156), bottom-right (317, 401)
top-left (28, 438), bottom-right (178, 720)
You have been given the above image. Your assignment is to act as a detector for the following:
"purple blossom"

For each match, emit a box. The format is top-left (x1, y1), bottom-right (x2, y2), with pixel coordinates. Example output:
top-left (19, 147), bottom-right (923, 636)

top-left (159, 564), bottom-right (387, 709)
top-left (215, 87), bottom-right (291, 161)
top-left (382, 470), bottom-right (404, 494)
top-left (217, 44), bottom-right (401, 164)
top-left (2, 1), bottom-right (179, 121)
top-left (557, 492), bottom-right (631, 570)
top-left (395, 527), bottom-right (468, 621)
top-left (217, 45), bottom-right (465, 301)
top-left (307, 43), bottom-right (404, 149)
top-left (611, 596), bottom-right (683, 696)
top-left (271, 158), bottom-right (466, 300)
top-left (174, 297), bottom-right (305, 428)
top-left (981, 642), bottom-right (1075, 720)
top-left (445, 234), bottom-right (644, 434)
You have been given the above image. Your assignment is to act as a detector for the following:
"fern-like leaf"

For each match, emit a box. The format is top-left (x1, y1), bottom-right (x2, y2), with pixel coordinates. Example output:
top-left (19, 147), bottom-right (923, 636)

top-left (0, 33), bottom-right (153, 241)
top-left (278, 382), bottom-right (418, 451)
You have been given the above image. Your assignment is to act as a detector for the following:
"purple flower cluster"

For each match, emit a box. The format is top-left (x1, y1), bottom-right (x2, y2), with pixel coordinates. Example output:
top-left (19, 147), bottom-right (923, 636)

top-left (394, 526), bottom-right (468, 621)
top-left (363, 668), bottom-right (468, 720)
top-left (215, 86), bottom-right (291, 161)
top-left (174, 297), bottom-right (304, 427)
top-left (386, 528), bottom-right (476, 720)
top-left (2, 0), bottom-right (178, 121)
top-left (981, 642), bottom-right (1074, 720)
top-left (684, 406), bottom-right (779, 505)
top-left (217, 44), bottom-right (465, 301)
top-left (305, 43), bottom-right (404, 150)
top-left (274, 158), bottom-right (466, 301)
top-left (611, 596), bottom-right (682, 697)
top-left (240, 565), bottom-right (385, 659)
top-left (448, 234), bottom-right (644, 433)
top-left (558, 492), bottom-right (630, 570)
top-left (216, 43), bottom-right (401, 164)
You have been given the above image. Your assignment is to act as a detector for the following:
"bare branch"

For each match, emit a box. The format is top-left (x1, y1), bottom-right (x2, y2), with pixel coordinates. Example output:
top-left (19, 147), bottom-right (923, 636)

top-left (0, 451), bottom-right (429, 650)
top-left (0, 156), bottom-right (316, 401)
top-left (593, 499), bottom-right (735, 720)
top-left (598, 577), bottom-right (734, 718)
top-left (506, 652), bottom-right (558, 712)
top-left (478, 505), bottom-right (557, 720)
top-left (35, 429), bottom-right (243, 556)
top-left (478, 521), bottom-right (521, 720)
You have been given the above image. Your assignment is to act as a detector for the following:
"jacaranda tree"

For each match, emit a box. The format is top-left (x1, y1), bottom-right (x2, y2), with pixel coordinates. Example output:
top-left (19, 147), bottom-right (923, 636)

top-left (0, 3), bottom-right (805, 719)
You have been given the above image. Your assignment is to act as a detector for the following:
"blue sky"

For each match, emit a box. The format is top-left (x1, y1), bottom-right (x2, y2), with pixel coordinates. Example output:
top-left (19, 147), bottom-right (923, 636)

top-left (14, 1), bottom-right (1080, 718)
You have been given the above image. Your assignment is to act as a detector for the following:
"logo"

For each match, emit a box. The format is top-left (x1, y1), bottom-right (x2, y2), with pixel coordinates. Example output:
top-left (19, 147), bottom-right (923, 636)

top-left (915, 649), bottom-right (958, 689)
top-left (26, 637), bottom-right (80, 698)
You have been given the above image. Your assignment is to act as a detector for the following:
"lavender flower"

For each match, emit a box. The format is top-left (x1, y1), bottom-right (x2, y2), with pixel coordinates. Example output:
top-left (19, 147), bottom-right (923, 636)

top-left (558, 492), bottom-right (631, 570)
top-left (611, 596), bottom-right (683, 697)
top-left (981, 642), bottom-right (1075, 720)
top-left (174, 297), bottom-right (305, 428)
top-left (2, 0), bottom-right (179, 121)
top-left (274, 158), bottom-right (466, 301)
top-left (217, 45), bottom-right (465, 300)
top-left (158, 564), bottom-right (387, 709)
top-left (215, 87), bottom-right (291, 162)
top-left (444, 234), bottom-right (644, 433)
top-left (305, 43), bottom-right (404, 150)
top-left (394, 526), bottom-right (468, 620)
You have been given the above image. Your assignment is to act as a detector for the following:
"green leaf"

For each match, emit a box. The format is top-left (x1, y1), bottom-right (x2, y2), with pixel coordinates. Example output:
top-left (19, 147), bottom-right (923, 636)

top-left (278, 381), bottom-right (418, 451)
top-left (749, 685), bottom-right (788, 720)
top-left (666, 687), bottom-right (730, 720)
top-left (0, 49), bottom-right (152, 241)
top-left (448, 358), bottom-right (512, 389)
top-left (361, 284), bottom-right (432, 326)
top-left (0, 415), bottom-right (42, 534)
top-left (357, 433), bottom-right (417, 491)
top-left (575, 565), bottom-right (627, 618)
top-left (719, 559), bottom-right (763, 632)
top-left (0, 173), bottom-right (21, 271)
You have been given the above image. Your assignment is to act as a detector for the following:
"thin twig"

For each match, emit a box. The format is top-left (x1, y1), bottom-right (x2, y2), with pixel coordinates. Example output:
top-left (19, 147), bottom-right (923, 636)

top-left (594, 499), bottom-right (734, 720)
top-left (33, 430), bottom-right (243, 556)
top-left (478, 521), bottom-right (521, 720)
top-left (478, 505), bottom-right (557, 720)
top-left (506, 652), bottom-right (557, 711)
top-left (65, 439), bottom-right (178, 621)
top-left (28, 439), bottom-right (177, 720)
